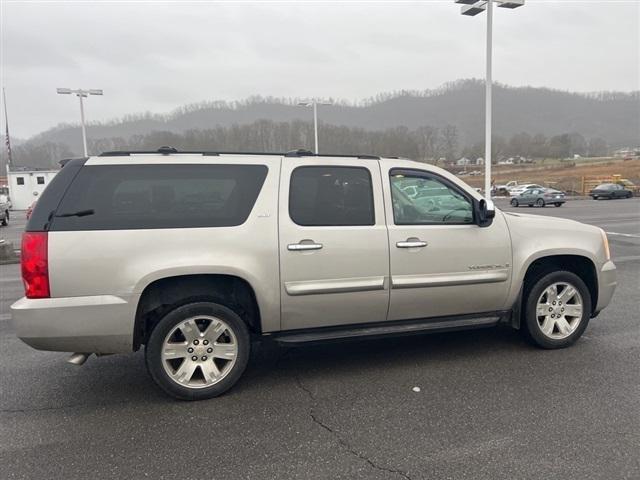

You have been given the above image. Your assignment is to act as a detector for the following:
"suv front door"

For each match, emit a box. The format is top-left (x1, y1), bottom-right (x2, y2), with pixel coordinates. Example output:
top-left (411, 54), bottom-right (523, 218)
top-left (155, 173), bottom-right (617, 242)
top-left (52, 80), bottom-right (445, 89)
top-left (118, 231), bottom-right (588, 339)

top-left (279, 158), bottom-right (389, 330)
top-left (382, 165), bottom-right (512, 321)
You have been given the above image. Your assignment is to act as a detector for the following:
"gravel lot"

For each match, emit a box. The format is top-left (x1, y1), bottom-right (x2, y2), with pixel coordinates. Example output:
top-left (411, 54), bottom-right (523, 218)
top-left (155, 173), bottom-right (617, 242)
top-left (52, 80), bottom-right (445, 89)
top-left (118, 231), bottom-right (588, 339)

top-left (1, 199), bottom-right (639, 480)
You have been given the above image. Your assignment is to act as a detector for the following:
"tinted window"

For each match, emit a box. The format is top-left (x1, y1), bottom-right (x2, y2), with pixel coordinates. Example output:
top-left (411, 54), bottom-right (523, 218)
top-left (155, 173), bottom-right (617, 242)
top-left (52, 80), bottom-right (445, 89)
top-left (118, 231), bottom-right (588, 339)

top-left (16, 177), bottom-right (24, 185)
top-left (51, 164), bottom-right (268, 231)
top-left (390, 171), bottom-right (473, 225)
top-left (37, 176), bottom-right (45, 185)
top-left (289, 166), bottom-right (374, 226)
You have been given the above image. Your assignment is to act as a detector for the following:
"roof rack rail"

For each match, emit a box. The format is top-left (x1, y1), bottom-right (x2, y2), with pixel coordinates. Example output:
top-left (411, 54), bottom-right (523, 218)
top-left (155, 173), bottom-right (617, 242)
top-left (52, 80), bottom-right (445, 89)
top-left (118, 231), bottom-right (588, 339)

top-left (157, 146), bottom-right (178, 155)
top-left (284, 149), bottom-right (314, 157)
top-left (97, 147), bottom-right (381, 160)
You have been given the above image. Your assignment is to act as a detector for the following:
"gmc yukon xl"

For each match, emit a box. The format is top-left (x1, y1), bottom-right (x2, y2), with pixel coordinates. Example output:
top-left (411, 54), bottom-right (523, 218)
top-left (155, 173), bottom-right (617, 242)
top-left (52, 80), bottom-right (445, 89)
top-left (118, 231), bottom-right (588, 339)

top-left (12, 148), bottom-right (617, 400)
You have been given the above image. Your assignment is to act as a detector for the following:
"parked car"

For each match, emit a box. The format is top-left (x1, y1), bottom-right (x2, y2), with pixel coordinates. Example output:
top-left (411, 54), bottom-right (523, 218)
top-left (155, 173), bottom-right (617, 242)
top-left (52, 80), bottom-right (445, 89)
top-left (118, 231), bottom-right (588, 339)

top-left (590, 183), bottom-right (633, 200)
top-left (509, 183), bottom-right (544, 197)
top-left (26, 201), bottom-right (37, 220)
top-left (12, 148), bottom-right (617, 400)
top-left (510, 188), bottom-right (566, 208)
top-left (494, 180), bottom-right (520, 196)
top-left (0, 198), bottom-right (10, 227)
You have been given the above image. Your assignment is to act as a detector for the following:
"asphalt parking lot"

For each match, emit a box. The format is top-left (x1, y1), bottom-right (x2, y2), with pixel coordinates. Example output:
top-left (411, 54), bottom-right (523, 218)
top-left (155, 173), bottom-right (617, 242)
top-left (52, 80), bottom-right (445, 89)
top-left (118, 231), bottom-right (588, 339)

top-left (1, 199), bottom-right (639, 480)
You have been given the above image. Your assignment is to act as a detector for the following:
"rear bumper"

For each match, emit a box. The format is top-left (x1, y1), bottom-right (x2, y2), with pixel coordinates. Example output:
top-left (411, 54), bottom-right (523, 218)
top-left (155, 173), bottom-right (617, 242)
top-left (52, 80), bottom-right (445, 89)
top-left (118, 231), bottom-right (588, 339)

top-left (11, 294), bottom-right (139, 354)
top-left (595, 260), bottom-right (617, 313)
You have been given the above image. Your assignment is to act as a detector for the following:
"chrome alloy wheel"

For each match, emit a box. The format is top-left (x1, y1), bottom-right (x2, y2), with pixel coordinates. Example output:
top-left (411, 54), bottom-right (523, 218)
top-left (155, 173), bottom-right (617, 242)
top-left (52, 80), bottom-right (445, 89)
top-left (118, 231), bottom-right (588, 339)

top-left (161, 315), bottom-right (238, 388)
top-left (536, 282), bottom-right (584, 340)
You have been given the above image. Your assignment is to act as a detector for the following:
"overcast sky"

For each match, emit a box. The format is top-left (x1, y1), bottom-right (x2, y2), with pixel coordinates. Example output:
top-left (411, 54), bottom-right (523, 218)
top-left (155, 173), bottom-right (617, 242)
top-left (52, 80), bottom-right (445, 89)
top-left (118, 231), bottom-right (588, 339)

top-left (1, 0), bottom-right (639, 139)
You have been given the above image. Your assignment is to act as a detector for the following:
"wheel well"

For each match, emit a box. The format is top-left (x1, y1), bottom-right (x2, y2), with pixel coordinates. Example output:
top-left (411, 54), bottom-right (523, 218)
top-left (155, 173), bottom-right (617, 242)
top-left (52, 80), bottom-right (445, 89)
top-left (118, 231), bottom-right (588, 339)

top-left (523, 255), bottom-right (598, 313)
top-left (133, 274), bottom-right (261, 350)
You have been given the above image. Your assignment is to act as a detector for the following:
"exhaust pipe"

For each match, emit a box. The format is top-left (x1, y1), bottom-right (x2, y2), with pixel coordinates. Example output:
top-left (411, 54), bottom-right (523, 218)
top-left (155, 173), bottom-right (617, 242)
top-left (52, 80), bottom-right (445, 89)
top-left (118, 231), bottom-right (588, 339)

top-left (67, 352), bottom-right (91, 366)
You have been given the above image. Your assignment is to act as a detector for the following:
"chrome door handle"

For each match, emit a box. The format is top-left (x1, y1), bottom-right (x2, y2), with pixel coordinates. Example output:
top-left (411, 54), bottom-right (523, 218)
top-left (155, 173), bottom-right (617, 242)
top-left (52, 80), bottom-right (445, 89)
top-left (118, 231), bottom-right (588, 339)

top-left (288, 242), bottom-right (323, 251)
top-left (396, 239), bottom-right (427, 248)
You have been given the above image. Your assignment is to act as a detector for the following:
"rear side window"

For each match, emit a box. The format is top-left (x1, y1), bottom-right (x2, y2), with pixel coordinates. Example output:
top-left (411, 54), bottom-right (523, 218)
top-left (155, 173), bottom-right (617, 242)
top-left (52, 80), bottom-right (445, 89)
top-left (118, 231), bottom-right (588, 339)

top-left (51, 164), bottom-right (268, 230)
top-left (289, 166), bottom-right (374, 226)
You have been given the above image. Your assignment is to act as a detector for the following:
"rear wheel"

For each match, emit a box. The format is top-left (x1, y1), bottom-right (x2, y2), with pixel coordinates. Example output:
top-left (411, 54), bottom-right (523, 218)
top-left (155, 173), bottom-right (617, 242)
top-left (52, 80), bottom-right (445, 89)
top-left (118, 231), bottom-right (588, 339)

top-left (554, 202), bottom-right (563, 207)
top-left (510, 199), bottom-right (519, 207)
top-left (522, 271), bottom-right (591, 349)
top-left (145, 301), bottom-right (250, 400)
top-left (535, 198), bottom-right (545, 207)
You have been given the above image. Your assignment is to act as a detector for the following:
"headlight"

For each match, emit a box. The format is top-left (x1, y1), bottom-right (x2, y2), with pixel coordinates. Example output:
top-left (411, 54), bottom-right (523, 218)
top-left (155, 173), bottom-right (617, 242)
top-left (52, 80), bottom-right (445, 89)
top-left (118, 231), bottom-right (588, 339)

top-left (600, 228), bottom-right (611, 261)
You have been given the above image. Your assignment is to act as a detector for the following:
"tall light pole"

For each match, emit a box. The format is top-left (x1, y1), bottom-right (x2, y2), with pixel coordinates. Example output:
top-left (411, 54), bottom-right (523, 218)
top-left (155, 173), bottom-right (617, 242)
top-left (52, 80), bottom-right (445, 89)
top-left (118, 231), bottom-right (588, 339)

top-left (454, 0), bottom-right (524, 197)
top-left (298, 100), bottom-right (332, 154)
top-left (56, 88), bottom-right (103, 156)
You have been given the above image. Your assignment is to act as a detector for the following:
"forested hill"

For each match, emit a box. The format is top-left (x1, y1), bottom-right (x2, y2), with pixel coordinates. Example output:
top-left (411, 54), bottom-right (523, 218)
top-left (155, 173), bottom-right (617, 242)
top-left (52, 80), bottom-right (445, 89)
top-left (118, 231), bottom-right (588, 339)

top-left (4, 79), bottom-right (639, 169)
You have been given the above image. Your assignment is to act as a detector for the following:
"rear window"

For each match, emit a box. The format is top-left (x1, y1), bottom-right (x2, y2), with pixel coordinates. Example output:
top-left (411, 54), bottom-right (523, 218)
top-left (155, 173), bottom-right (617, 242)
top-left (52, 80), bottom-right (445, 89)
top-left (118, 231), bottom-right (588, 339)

top-left (50, 164), bottom-right (268, 230)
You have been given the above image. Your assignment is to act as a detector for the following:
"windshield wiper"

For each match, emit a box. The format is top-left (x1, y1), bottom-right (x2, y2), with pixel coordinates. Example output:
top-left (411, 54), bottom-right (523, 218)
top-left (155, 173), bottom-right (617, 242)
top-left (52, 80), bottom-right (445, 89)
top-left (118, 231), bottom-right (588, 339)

top-left (55, 209), bottom-right (95, 218)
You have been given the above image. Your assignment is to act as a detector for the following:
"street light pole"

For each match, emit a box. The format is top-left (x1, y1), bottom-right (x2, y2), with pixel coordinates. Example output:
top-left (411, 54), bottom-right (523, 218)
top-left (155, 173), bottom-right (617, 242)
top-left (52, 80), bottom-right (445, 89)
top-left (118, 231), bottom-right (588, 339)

top-left (298, 100), bottom-right (332, 154)
top-left (455, 0), bottom-right (524, 197)
top-left (485, 0), bottom-right (493, 198)
top-left (78, 93), bottom-right (88, 157)
top-left (313, 101), bottom-right (319, 155)
top-left (56, 88), bottom-right (103, 156)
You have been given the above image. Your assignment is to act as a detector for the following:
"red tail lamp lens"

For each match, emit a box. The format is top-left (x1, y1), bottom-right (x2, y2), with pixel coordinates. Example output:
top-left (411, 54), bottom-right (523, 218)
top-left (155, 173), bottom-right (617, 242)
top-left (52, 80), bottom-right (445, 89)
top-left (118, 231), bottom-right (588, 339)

top-left (21, 232), bottom-right (50, 299)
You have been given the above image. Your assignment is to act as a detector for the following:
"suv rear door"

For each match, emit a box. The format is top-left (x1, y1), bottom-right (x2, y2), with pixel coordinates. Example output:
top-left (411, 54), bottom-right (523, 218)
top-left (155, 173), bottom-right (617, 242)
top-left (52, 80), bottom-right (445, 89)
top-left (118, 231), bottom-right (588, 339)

top-left (279, 157), bottom-right (389, 330)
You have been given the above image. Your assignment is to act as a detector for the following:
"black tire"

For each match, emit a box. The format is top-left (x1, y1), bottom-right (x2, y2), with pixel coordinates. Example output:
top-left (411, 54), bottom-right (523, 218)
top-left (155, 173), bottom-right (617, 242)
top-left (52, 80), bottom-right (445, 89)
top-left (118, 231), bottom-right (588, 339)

top-left (522, 271), bottom-right (591, 349)
top-left (1, 211), bottom-right (7, 226)
top-left (554, 203), bottom-right (563, 207)
top-left (145, 301), bottom-right (250, 400)
top-left (535, 198), bottom-right (545, 207)
top-left (510, 199), bottom-right (519, 207)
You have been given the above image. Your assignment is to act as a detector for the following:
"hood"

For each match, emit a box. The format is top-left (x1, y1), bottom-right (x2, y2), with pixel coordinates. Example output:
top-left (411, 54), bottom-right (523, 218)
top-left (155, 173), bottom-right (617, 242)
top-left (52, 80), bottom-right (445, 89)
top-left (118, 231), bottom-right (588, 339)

top-left (501, 210), bottom-right (601, 236)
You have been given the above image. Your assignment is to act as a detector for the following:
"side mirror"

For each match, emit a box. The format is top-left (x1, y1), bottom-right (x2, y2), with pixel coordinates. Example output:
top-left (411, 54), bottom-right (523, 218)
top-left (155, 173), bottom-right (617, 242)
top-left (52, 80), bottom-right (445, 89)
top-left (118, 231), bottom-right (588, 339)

top-left (477, 198), bottom-right (495, 227)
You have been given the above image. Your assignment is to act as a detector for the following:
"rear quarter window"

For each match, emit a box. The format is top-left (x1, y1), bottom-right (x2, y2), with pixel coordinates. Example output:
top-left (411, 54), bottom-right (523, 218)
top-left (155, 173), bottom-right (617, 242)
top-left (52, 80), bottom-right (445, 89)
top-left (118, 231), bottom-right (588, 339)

top-left (50, 164), bottom-right (268, 230)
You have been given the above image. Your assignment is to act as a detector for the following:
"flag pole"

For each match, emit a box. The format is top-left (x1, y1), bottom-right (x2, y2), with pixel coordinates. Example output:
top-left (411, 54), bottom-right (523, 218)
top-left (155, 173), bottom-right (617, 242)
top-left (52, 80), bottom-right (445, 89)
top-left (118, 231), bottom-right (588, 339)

top-left (2, 87), bottom-right (12, 168)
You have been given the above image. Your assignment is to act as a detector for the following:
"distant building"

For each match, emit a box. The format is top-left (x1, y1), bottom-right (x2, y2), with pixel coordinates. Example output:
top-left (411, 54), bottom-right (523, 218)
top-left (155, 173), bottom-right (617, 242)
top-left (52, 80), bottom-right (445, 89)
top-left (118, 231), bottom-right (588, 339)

top-left (6, 167), bottom-right (59, 210)
top-left (475, 157), bottom-right (484, 165)
top-left (456, 157), bottom-right (471, 166)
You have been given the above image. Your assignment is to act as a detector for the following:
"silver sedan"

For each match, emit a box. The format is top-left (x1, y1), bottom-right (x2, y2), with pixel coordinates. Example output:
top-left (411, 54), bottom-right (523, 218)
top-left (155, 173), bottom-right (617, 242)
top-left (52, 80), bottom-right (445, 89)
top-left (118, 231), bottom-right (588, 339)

top-left (510, 188), bottom-right (566, 208)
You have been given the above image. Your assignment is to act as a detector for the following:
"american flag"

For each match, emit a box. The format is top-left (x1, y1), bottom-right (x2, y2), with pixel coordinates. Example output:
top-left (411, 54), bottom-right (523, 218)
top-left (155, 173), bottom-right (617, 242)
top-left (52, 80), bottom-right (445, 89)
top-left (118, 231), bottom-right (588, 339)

top-left (3, 88), bottom-right (12, 165)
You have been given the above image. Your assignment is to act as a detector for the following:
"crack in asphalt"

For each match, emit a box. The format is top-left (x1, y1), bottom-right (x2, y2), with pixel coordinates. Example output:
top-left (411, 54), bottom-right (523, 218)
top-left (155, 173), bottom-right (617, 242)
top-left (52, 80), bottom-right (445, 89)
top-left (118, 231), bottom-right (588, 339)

top-left (295, 375), bottom-right (413, 480)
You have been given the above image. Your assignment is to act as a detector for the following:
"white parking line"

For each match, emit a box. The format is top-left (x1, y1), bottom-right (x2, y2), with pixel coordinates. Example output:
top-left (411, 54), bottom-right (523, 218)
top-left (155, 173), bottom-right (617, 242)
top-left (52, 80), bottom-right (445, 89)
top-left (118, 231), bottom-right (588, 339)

top-left (0, 313), bottom-right (12, 322)
top-left (605, 231), bottom-right (640, 238)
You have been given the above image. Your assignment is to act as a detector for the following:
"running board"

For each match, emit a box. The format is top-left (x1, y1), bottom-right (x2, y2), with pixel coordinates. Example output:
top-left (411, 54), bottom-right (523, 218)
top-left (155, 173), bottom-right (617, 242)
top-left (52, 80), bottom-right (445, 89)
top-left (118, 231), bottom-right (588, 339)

top-left (272, 315), bottom-right (501, 344)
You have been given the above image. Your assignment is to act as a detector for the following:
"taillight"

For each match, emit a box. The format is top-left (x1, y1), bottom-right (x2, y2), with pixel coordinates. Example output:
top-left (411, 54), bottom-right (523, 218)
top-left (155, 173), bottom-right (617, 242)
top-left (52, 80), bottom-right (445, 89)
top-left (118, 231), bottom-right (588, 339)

top-left (21, 232), bottom-right (50, 299)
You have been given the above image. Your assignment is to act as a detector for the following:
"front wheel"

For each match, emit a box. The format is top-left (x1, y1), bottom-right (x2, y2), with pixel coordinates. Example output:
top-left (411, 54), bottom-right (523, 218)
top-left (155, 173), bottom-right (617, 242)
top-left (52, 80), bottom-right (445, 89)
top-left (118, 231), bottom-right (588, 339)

top-left (510, 199), bottom-right (519, 207)
top-left (522, 271), bottom-right (591, 349)
top-left (146, 301), bottom-right (250, 400)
